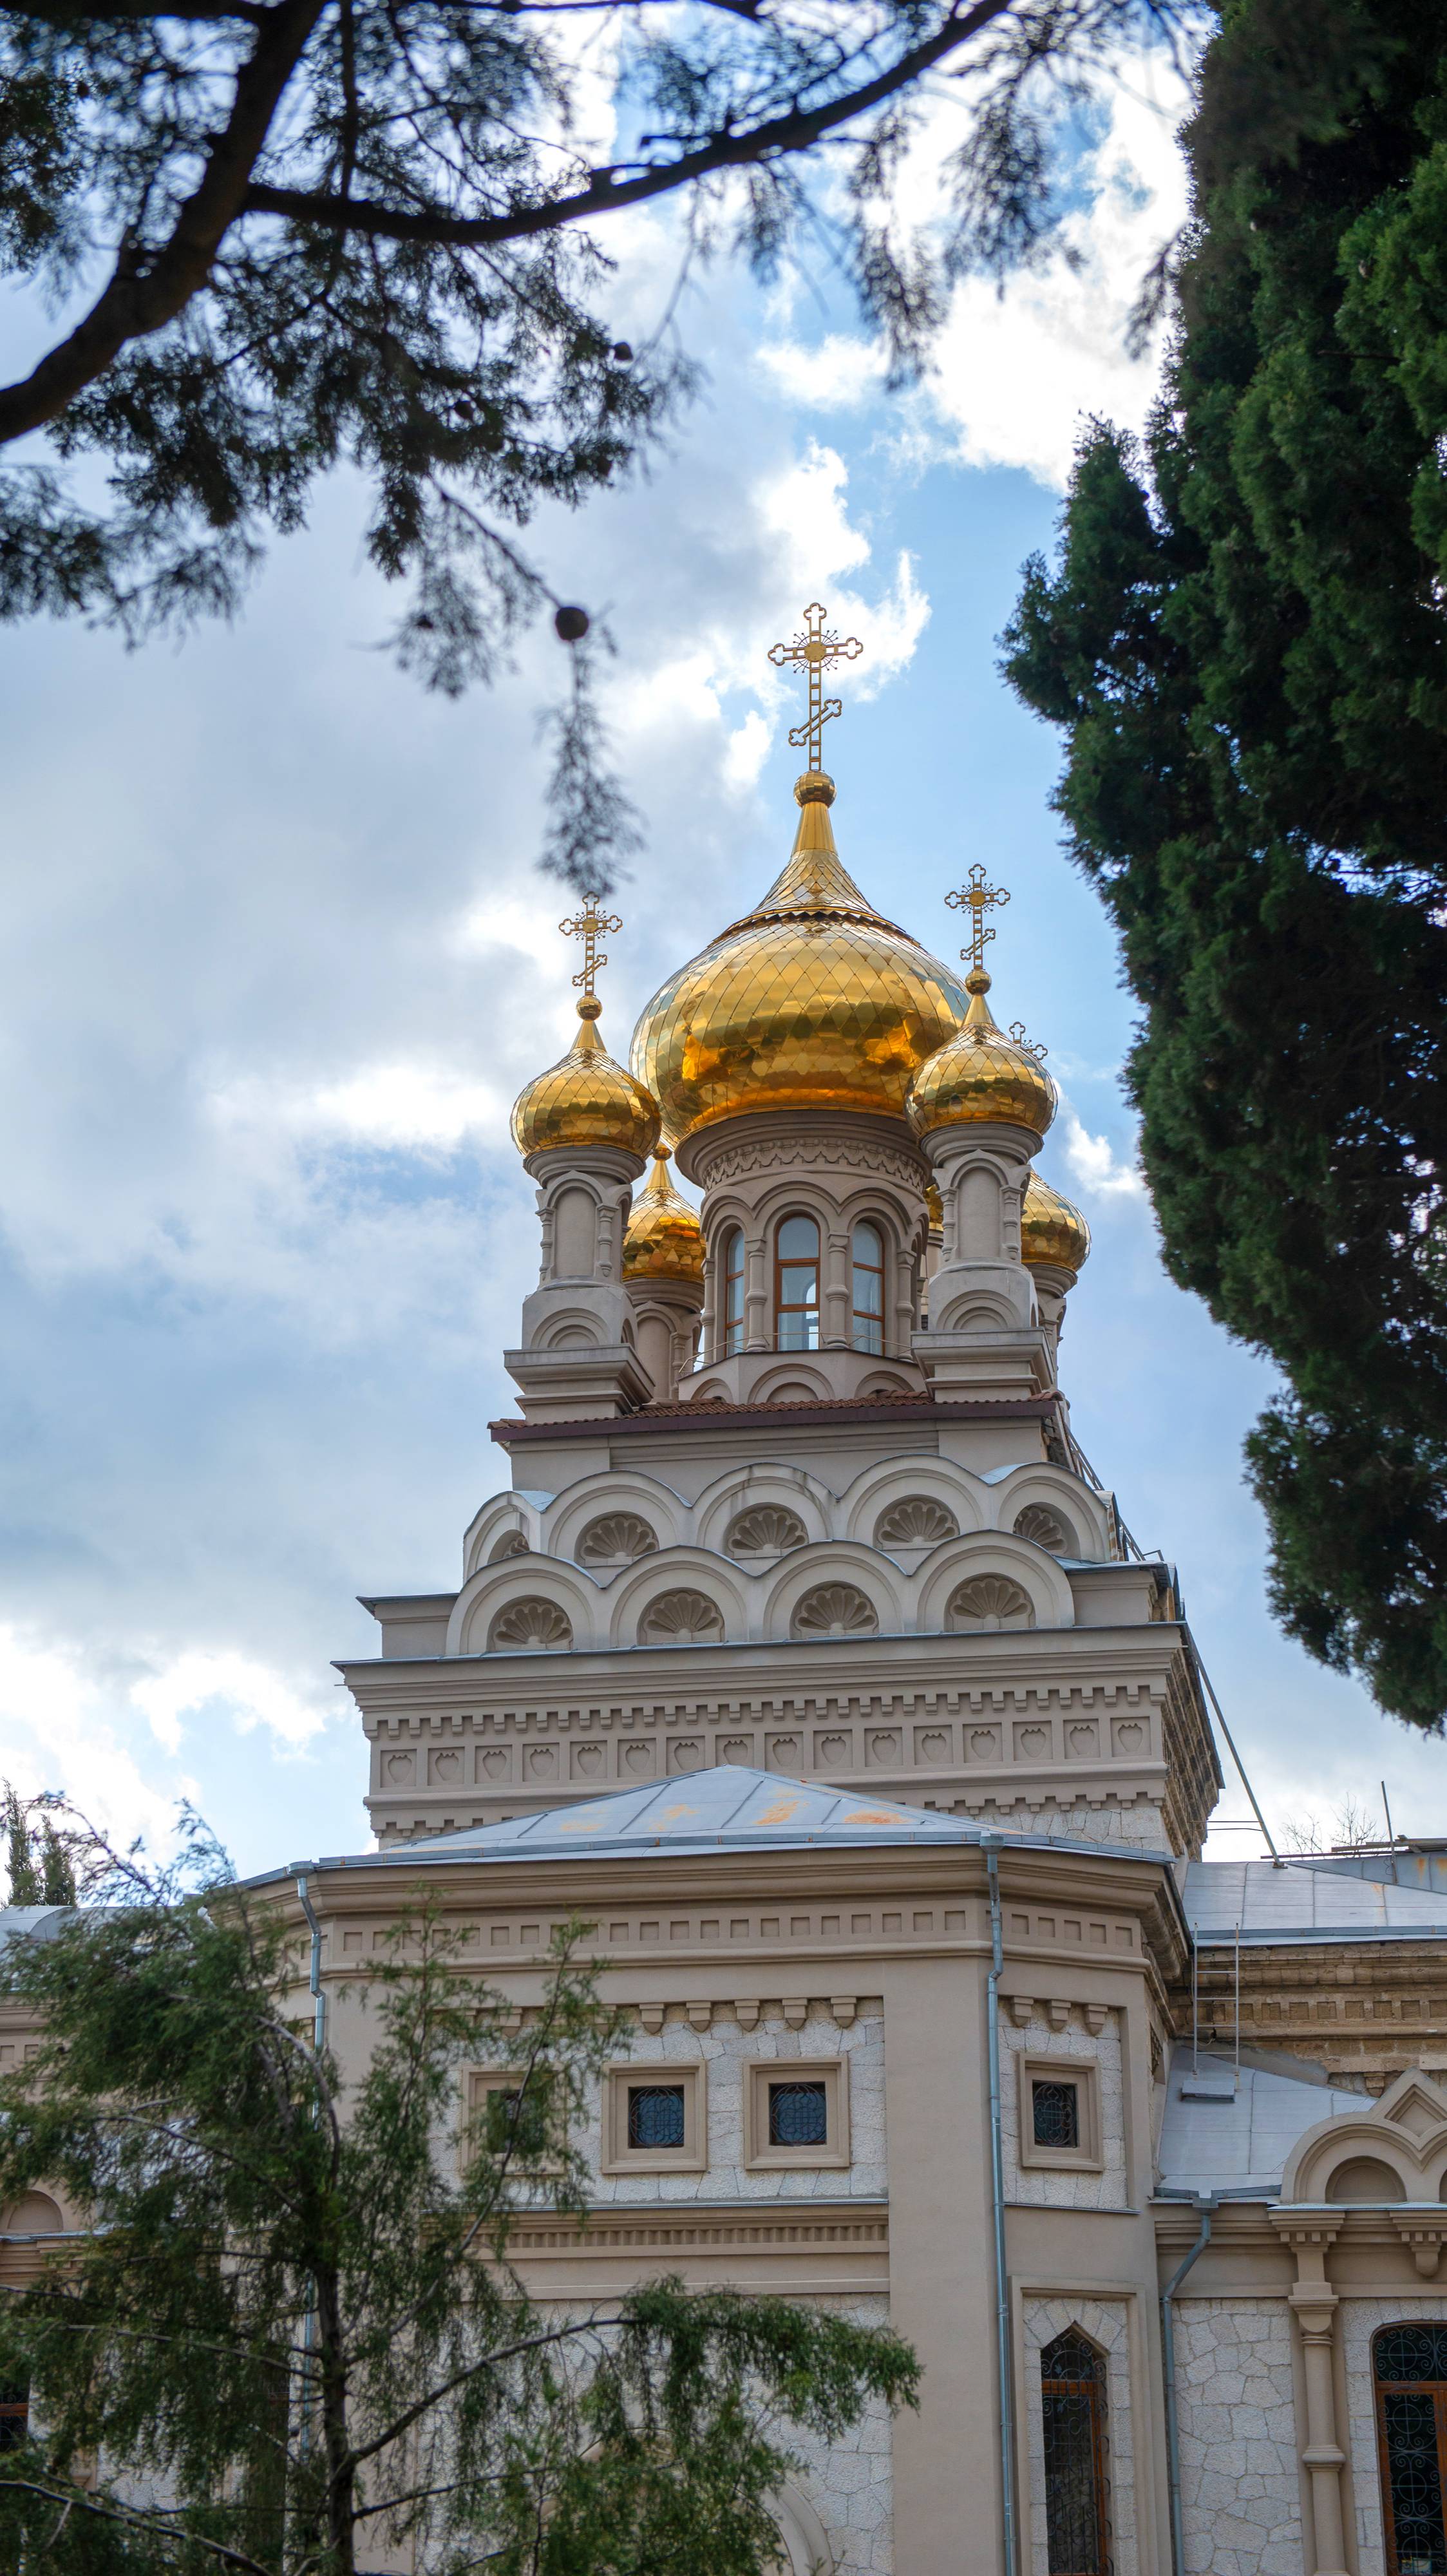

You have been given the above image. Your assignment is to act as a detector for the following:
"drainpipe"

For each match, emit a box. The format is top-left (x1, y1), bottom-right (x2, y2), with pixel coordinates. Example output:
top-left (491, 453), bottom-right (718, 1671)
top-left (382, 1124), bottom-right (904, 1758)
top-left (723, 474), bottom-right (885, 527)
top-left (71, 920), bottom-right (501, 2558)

top-left (983, 1837), bottom-right (1017, 2576)
top-left (1162, 2195), bottom-right (1216, 2576)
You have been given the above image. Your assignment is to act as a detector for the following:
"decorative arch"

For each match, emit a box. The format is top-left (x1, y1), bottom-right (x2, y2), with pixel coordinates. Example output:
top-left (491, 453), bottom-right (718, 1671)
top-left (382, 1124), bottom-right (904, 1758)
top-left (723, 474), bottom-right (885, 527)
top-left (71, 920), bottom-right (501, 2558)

top-left (1282, 2070), bottom-right (1447, 2205)
top-left (544, 1472), bottom-right (688, 1566)
top-left (748, 1364), bottom-right (834, 1406)
top-left (762, 1542), bottom-right (906, 1642)
top-left (769, 2483), bottom-right (836, 2574)
top-left (462, 1493), bottom-right (544, 1579)
top-left (916, 1533), bottom-right (1075, 1634)
top-left (448, 1560), bottom-right (600, 1658)
top-left (694, 1465), bottom-right (831, 1558)
top-left (985, 1464), bottom-right (1111, 1561)
top-left (840, 1456), bottom-right (986, 1547)
top-left (605, 1548), bottom-right (749, 1650)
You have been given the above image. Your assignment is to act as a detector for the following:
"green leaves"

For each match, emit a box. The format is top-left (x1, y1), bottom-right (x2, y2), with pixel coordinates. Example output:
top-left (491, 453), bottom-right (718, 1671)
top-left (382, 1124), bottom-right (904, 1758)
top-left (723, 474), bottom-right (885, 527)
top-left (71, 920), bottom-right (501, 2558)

top-left (0, 1840), bottom-right (915, 2573)
top-left (1004, 0), bottom-right (1447, 1730)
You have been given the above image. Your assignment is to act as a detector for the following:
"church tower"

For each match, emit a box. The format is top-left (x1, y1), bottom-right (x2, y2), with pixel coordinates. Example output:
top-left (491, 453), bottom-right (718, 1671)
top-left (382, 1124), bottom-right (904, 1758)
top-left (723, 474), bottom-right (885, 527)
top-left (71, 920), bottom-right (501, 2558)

top-left (344, 606), bottom-right (1219, 1857)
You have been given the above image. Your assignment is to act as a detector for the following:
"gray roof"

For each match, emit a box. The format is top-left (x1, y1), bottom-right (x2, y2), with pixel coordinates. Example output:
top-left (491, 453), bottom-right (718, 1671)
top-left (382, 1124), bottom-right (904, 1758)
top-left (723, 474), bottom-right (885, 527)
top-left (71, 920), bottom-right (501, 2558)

top-left (290, 1768), bottom-right (1173, 1873)
top-left (1181, 1858), bottom-right (1447, 1946)
top-left (0, 1906), bottom-right (71, 1947)
top-left (1157, 2045), bottom-right (1362, 2195)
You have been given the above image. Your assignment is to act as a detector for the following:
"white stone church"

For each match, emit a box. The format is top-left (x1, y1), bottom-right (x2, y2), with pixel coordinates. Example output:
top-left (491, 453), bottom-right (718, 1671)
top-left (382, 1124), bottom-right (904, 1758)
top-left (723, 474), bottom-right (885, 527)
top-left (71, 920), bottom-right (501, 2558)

top-left (12, 619), bottom-right (1447, 2576)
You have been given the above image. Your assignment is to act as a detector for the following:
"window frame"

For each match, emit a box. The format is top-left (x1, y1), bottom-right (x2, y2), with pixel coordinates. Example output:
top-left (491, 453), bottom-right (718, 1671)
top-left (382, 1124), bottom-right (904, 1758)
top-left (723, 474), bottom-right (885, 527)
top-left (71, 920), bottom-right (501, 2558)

top-left (743, 2055), bottom-right (850, 2172)
top-left (1374, 2324), bottom-right (1447, 2576)
top-left (1017, 2054), bottom-right (1103, 2174)
top-left (721, 1227), bottom-right (745, 1358)
top-left (601, 2061), bottom-right (707, 2174)
top-left (773, 1213), bottom-right (821, 1352)
top-left (850, 1217), bottom-right (887, 1356)
top-left (464, 2068), bottom-right (562, 2175)
top-left (1040, 2326), bottom-right (1110, 2576)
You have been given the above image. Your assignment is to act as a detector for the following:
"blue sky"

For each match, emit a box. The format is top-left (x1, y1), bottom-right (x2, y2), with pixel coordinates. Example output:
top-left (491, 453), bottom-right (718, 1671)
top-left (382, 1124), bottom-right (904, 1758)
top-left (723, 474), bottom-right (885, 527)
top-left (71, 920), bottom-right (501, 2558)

top-left (0, 55), bottom-right (1438, 1873)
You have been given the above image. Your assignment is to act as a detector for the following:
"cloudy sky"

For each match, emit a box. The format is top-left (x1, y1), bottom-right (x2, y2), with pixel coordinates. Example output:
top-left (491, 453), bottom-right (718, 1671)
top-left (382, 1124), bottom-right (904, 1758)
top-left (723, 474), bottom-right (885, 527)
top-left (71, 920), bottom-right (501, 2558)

top-left (0, 50), bottom-right (1438, 1878)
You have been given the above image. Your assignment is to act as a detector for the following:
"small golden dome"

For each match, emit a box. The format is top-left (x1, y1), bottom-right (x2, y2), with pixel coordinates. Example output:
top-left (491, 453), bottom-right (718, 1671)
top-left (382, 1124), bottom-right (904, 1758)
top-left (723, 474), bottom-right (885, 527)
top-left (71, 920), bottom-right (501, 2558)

top-left (925, 1181), bottom-right (943, 1235)
top-left (906, 967), bottom-right (1057, 1141)
top-left (623, 1146), bottom-right (704, 1283)
top-left (1021, 1170), bottom-right (1090, 1275)
top-left (630, 778), bottom-right (970, 1148)
top-left (511, 998), bottom-right (661, 1160)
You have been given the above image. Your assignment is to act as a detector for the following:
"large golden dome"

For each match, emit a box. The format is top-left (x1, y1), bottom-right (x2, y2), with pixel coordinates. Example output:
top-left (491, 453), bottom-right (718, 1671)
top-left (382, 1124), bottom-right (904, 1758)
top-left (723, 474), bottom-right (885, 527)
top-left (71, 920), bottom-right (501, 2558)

top-left (623, 1146), bottom-right (704, 1283)
top-left (1021, 1170), bottom-right (1090, 1275)
top-left (906, 967), bottom-right (1057, 1141)
top-left (511, 998), bottom-right (661, 1160)
top-left (630, 779), bottom-right (971, 1148)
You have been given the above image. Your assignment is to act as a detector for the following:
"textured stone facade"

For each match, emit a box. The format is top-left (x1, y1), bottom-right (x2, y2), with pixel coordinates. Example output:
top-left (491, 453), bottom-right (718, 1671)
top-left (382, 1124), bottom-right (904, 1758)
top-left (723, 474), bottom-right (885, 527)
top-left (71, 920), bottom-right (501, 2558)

top-left (1001, 2003), bottom-right (1127, 2210)
top-left (784, 2297), bottom-right (896, 2576)
top-left (1173, 2300), bottom-right (1302, 2576)
top-left (583, 2005), bottom-right (886, 2204)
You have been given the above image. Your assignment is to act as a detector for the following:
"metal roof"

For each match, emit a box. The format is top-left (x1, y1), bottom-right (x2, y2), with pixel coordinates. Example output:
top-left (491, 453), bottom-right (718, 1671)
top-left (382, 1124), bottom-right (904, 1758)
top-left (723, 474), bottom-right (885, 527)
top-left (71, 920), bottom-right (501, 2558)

top-left (293, 1768), bottom-right (1172, 1873)
top-left (1182, 1859), bottom-right (1447, 1946)
top-left (1157, 2045), bottom-right (1361, 2195)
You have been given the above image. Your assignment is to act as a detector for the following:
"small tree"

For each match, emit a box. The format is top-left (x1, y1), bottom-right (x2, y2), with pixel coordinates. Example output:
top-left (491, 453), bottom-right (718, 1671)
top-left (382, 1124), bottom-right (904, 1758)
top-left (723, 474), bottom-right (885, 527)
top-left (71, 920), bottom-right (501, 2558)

top-left (3, 1786), bottom-right (41, 1908)
top-left (0, 1817), bottom-right (918, 2573)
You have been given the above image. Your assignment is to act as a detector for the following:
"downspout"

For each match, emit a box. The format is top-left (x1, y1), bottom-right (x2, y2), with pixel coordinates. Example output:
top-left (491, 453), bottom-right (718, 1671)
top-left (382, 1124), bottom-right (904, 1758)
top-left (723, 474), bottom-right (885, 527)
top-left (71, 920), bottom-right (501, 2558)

top-left (983, 1837), bottom-right (1017, 2576)
top-left (294, 1871), bottom-right (325, 2461)
top-left (1162, 2195), bottom-right (1216, 2576)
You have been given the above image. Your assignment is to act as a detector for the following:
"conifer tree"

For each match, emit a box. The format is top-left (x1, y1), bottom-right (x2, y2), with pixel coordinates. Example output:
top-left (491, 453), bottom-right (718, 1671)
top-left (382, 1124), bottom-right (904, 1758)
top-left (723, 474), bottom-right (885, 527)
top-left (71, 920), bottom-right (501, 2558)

top-left (1003, 0), bottom-right (1447, 1730)
top-left (0, 1816), bottom-right (918, 2573)
top-left (3, 1787), bottom-right (41, 1908)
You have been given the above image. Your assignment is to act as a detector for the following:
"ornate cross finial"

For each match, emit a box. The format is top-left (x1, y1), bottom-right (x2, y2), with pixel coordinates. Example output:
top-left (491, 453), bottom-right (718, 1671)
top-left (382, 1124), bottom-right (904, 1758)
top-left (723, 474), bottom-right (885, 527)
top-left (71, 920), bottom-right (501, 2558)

top-left (947, 864), bottom-right (1010, 975)
top-left (768, 601), bottom-right (864, 776)
top-left (558, 891), bottom-right (623, 999)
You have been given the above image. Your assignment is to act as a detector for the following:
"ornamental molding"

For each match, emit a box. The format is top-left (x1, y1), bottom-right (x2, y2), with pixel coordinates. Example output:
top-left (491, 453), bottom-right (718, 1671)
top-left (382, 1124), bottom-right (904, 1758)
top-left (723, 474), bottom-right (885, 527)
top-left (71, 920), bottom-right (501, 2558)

top-left (693, 1132), bottom-right (929, 1191)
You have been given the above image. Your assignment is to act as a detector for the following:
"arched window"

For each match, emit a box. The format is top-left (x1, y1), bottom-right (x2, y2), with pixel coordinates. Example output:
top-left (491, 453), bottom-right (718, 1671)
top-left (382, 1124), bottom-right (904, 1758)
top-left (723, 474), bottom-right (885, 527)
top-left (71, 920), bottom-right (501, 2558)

top-left (721, 1227), bottom-right (744, 1356)
top-left (851, 1220), bottom-right (886, 1354)
top-left (774, 1215), bottom-right (820, 1350)
top-left (1041, 2328), bottom-right (1109, 2576)
top-left (1375, 2323), bottom-right (1447, 2576)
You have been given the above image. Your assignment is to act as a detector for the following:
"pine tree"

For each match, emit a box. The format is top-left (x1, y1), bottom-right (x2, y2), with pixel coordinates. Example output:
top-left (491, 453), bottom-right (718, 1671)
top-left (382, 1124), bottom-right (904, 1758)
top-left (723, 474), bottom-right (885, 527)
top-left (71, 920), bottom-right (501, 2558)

top-left (0, 1816), bottom-right (918, 2573)
top-left (35, 1814), bottom-right (75, 1908)
top-left (1002, 0), bottom-right (1447, 1730)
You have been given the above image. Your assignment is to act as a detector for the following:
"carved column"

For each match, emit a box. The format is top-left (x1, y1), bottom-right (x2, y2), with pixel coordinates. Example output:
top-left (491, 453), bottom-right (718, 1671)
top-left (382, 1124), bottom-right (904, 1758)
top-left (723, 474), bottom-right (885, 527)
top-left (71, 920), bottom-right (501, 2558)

top-left (1273, 2216), bottom-right (1348, 2576)
top-left (744, 1233), bottom-right (769, 1351)
top-left (824, 1227), bottom-right (850, 1347)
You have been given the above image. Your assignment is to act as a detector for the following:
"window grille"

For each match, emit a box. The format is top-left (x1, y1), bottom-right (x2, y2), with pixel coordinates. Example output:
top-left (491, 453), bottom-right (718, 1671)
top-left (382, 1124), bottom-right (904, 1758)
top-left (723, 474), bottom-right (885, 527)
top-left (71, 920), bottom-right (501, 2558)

top-left (775, 1215), bottom-right (820, 1350)
top-left (1034, 2079), bottom-right (1081, 2150)
top-left (851, 1220), bottom-right (885, 1354)
top-left (769, 2081), bottom-right (828, 2147)
top-left (722, 1228), bottom-right (744, 1356)
top-left (627, 2084), bottom-right (686, 2150)
top-left (1041, 2328), bottom-right (1110, 2576)
top-left (1376, 2325), bottom-right (1447, 2576)
top-left (0, 2384), bottom-right (27, 2452)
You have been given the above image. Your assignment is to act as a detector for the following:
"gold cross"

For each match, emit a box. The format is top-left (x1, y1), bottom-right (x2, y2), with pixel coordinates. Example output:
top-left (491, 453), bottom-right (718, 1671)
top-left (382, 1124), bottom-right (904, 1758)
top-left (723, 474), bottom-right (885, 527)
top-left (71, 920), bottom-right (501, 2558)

top-left (947, 864), bottom-right (1010, 974)
top-left (558, 892), bottom-right (623, 998)
top-left (768, 601), bottom-right (864, 775)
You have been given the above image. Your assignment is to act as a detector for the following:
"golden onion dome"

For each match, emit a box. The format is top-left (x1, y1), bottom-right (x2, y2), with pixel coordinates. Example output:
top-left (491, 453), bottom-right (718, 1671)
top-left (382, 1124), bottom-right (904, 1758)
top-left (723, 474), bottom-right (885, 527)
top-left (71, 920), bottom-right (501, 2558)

top-left (906, 966), bottom-right (1057, 1142)
top-left (623, 1146), bottom-right (705, 1283)
top-left (511, 997), bottom-right (661, 1161)
top-left (1021, 1170), bottom-right (1091, 1275)
top-left (630, 776), bottom-right (971, 1149)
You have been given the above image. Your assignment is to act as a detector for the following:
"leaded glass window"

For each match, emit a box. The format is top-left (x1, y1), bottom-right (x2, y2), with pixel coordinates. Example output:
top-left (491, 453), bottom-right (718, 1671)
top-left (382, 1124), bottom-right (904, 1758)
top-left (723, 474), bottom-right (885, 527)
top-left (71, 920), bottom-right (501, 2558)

top-left (1034, 2079), bottom-right (1081, 2150)
top-left (769, 2081), bottom-right (828, 2148)
top-left (1041, 2329), bottom-right (1109, 2576)
top-left (627, 2083), bottom-right (686, 2150)
top-left (1376, 2325), bottom-right (1447, 2576)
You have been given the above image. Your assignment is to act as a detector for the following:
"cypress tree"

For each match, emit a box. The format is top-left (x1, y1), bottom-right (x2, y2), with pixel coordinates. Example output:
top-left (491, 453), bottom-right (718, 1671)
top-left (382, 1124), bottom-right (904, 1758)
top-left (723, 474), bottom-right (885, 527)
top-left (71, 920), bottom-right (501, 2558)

top-left (1003, 0), bottom-right (1447, 1730)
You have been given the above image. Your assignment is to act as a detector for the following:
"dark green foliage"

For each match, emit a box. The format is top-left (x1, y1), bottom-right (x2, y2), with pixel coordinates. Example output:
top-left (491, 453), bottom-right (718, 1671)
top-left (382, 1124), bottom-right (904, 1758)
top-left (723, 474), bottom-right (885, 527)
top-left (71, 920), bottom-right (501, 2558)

top-left (0, 0), bottom-right (1191, 880)
top-left (0, 1816), bottom-right (918, 2573)
top-left (4, 1786), bottom-right (41, 1906)
top-left (1002, 0), bottom-right (1447, 1731)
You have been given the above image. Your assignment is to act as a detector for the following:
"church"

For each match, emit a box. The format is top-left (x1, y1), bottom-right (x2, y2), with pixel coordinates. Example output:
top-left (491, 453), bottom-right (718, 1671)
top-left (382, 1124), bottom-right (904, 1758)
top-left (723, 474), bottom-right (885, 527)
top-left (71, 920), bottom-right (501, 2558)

top-left (12, 607), bottom-right (1447, 2576)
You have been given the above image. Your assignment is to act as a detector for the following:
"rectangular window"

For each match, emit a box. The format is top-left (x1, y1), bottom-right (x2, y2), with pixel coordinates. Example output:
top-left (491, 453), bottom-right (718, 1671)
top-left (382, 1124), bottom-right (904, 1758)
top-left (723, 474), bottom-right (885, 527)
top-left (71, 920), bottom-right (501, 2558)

top-left (1019, 2054), bottom-right (1104, 2173)
top-left (744, 2056), bottom-right (849, 2170)
top-left (768, 2079), bottom-right (828, 2147)
top-left (0, 2384), bottom-right (27, 2452)
top-left (602, 2062), bottom-right (706, 2172)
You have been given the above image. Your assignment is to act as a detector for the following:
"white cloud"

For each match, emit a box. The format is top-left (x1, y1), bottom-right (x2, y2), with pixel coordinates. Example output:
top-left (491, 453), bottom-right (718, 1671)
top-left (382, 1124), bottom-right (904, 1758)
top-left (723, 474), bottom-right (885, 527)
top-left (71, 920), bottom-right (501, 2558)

top-left (1061, 1107), bottom-right (1147, 1200)
top-left (0, 1627), bottom-right (187, 1852)
top-left (211, 1063), bottom-right (508, 1154)
top-left (131, 1650), bottom-right (328, 1753)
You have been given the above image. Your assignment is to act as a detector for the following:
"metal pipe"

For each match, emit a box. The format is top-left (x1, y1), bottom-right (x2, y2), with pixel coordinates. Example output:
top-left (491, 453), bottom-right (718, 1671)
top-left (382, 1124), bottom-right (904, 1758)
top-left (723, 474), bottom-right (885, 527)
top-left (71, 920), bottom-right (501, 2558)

top-left (983, 1839), bottom-right (1017, 2576)
top-left (1162, 2196), bottom-right (1215, 2576)
top-left (1184, 1626), bottom-right (1281, 1863)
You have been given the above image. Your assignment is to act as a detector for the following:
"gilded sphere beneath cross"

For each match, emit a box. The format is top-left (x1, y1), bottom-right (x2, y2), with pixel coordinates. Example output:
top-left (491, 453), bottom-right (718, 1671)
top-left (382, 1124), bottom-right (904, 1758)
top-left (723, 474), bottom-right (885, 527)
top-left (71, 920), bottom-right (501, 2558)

top-left (623, 1148), bottom-right (705, 1283)
top-left (906, 968), bottom-right (1057, 1141)
top-left (1021, 1170), bottom-right (1090, 1275)
top-left (511, 1000), bottom-right (661, 1159)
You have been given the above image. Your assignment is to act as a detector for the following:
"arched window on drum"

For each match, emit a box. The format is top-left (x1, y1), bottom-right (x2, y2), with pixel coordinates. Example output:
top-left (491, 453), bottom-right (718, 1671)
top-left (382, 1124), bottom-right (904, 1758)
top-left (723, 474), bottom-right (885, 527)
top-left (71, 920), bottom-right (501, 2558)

top-left (721, 1227), bottom-right (744, 1357)
top-left (851, 1220), bottom-right (886, 1354)
top-left (774, 1215), bottom-right (820, 1351)
top-left (1041, 2329), bottom-right (1110, 2576)
top-left (1376, 2323), bottom-right (1447, 2576)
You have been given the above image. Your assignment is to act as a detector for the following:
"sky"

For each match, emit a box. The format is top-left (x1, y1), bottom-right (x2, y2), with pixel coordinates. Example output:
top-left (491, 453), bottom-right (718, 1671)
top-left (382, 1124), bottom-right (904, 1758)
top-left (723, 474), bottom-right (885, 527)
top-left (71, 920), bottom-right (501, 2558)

top-left (0, 48), bottom-right (1440, 1877)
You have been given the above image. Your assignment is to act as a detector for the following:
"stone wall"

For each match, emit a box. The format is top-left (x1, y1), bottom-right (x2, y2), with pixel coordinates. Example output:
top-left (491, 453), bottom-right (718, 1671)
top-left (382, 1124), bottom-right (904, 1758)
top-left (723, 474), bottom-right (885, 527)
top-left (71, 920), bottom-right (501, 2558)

top-left (783, 2295), bottom-right (895, 2576)
top-left (1001, 2003), bottom-right (1127, 2210)
top-left (582, 2004), bottom-right (886, 2203)
top-left (1021, 2295), bottom-right (1137, 2576)
top-left (1172, 2298), bottom-right (1301, 2576)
